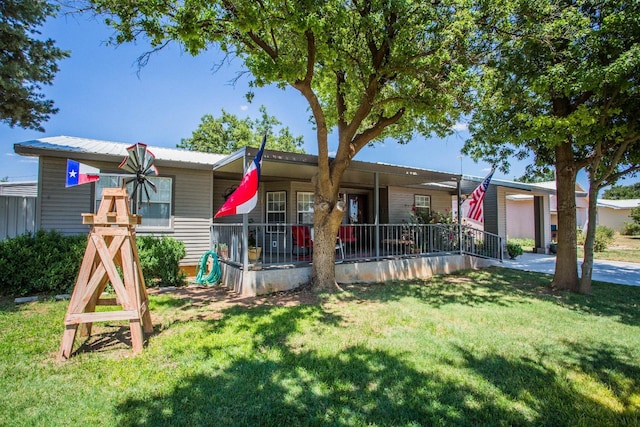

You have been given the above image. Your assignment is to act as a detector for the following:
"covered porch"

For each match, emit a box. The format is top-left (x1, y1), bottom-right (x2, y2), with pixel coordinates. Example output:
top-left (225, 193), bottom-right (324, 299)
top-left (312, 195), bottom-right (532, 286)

top-left (209, 222), bottom-right (503, 296)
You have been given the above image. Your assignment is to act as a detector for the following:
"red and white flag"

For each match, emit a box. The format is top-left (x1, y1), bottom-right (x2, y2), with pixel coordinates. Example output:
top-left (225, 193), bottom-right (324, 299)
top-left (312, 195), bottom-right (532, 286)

top-left (466, 169), bottom-right (494, 223)
top-left (214, 135), bottom-right (267, 218)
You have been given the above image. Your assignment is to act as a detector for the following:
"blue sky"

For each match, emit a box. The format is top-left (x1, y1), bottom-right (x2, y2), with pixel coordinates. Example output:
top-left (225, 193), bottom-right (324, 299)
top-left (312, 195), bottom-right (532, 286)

top-left (0, 10), bottom-right (606, 188)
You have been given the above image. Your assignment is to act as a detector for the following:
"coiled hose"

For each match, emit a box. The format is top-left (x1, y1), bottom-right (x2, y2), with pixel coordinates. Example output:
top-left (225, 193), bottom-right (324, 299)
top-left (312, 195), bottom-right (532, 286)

top-left (195, 250), bottom-right (221, 285)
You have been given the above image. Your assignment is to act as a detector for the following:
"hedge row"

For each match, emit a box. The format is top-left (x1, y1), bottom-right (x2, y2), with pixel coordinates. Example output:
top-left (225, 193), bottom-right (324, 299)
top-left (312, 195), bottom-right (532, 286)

top-left (0, 230), bottom-right (186, 297)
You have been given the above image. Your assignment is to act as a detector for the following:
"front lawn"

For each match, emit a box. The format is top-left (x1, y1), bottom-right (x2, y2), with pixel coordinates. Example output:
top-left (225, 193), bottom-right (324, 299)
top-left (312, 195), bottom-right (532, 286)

top-left (1, 268), bottom-right (639, 426)
top-left (578, 234), bottom-right (640, 263)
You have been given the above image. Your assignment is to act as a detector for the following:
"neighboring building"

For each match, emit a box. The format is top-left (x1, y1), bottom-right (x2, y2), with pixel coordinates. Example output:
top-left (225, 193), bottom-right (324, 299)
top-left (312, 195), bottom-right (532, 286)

top-left (504, 181), bottom-right (588, 242)
top-left (14, 136), bottom-right (559, 294)
top-left (597, 199), bottom-right (640, 232)
top-left (0, 181), bottom-right (37, 240)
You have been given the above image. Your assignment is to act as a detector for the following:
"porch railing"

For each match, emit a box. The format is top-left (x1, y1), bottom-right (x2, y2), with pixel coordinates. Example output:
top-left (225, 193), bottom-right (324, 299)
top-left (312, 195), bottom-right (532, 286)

top-left (210, 223), bottom-right (503, 269)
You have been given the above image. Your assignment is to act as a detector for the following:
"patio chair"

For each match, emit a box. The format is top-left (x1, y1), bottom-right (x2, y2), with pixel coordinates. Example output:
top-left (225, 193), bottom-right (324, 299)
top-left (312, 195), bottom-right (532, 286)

top-left (338, 225), bottom-right (357, 245)
top-left (292, 225), bottom-right (313, 258)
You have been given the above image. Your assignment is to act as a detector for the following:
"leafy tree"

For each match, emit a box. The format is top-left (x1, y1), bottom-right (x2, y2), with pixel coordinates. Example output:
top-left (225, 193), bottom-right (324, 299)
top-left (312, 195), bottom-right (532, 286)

top-left (178, 105), bottom-right (305, 154)
top-left (0, 0), bottom-right (69, 131)
top-left (463, 0), bottom-right (640, 293)
top-left (603, 183), bottom-right (640, 200)
top-left (90, 0), bottom-right (477, 290)
top-left (515, 167), bottom-right (555, 184)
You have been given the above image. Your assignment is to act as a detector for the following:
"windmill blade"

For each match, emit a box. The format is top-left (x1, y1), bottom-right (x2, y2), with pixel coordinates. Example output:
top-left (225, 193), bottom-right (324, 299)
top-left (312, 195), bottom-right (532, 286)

top-left (119, 146), bottom-right (141, 173)
top-left (144, 164), bottom-right (159, 177)
top-left (144, 178), bottom-right (157, 193)
top-left (118, 142), bottom-right (160, 206)
top-left (140, 145), bottom-right (155, 173)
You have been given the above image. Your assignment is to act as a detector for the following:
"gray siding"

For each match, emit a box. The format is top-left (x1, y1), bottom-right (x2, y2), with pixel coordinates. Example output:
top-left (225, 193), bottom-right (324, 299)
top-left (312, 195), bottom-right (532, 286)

top-left (387, 186), bottom-right (453, 223)
top-left (39, 156), bottom-right (214, 266)
top-left (484, 184), bottom-right (499, 235)
top-left (161, 166), bottom-right (212, 266)
top-left (39, 157), bottom-right (92, 235)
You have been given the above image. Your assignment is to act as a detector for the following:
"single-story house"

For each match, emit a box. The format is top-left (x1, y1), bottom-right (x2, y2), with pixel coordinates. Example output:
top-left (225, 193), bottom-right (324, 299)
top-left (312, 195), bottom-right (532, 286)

top-left (596, 199), bottom-right (640, 232)
top-left (14, 136), bottom-right (557, 295)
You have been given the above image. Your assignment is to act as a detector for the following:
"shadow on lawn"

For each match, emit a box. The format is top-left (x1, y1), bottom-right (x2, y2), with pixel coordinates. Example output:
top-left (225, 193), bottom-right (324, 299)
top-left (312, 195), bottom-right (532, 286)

top-left (115, 298), bottom-right (520, 425)
top-left (458, 340), bottom-right (640, 425)
top-left (336, 268), bottom-right (640, 326)
top-left (112, 301), bottom-right (636, 426)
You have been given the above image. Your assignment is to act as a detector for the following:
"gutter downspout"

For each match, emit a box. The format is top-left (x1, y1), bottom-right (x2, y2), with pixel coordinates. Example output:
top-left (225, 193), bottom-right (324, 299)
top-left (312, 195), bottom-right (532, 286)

top-left (374, 172), bottom-right (380, 259)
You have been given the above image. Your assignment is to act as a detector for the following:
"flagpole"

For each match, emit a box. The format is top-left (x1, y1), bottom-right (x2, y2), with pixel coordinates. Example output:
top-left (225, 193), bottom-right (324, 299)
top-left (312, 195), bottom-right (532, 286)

top-left (457, 176), bottom-right (463, 255)
top-left (242, 149), bottom-right (250, 271)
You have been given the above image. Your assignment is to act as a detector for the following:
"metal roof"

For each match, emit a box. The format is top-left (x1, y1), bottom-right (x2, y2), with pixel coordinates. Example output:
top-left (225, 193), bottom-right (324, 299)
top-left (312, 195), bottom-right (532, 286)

top-left (213, 146), bottom-right (461, 189)
top-left (14, 136), bottom-right (226, 170)
top-left (597, 199), bottom-right (640, 209)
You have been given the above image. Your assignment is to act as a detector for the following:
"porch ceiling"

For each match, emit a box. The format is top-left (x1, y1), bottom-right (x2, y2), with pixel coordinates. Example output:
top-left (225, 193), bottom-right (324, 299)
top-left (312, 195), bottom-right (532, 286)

top-left (212, 147), bottom-right (460, 190)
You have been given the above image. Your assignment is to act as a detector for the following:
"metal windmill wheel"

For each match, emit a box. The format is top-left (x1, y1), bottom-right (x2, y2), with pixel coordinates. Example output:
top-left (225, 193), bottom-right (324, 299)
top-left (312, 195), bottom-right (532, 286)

top-left (118, 143), bottom-right (159, 208)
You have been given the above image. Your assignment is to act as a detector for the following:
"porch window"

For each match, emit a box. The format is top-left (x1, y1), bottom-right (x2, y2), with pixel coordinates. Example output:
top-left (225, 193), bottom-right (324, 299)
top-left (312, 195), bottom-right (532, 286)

top-left (297, 192), bottom-right (314, 224)
top-left (414, 194), bottom-right (431, 215)
top-left (266, 191), bottom-right (286, 232)
top-left (95, 175), bottom-right (173, 229)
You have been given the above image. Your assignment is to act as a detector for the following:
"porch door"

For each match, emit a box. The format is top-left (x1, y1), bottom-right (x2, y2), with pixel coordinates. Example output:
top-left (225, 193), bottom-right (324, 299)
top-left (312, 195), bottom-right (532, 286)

top-left (347, 194), bottom-right (367, 224)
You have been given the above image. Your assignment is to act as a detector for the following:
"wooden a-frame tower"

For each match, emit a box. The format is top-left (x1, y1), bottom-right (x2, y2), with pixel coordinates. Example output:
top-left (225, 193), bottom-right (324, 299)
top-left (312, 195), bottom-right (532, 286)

top-left (58, 188), bottom-right (153, 360)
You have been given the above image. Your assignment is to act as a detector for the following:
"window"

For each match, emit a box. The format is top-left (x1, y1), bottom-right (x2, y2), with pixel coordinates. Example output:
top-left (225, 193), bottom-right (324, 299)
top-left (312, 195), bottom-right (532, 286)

top-left (266, 191), bottom-right (286, 232)
top-left (297, 192), bottom-right (314, 224)
top-left (414, 194), bottom-right (431, 215)
top-left (95, 175), bottom-right (173, 228)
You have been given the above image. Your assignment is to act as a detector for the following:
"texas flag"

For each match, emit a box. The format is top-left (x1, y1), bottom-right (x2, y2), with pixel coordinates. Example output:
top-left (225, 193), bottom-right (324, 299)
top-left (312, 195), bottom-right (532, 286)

top-left (214, 135), bottom-right (267, 218)
top-left (66, 159), bottom-right (100, 187)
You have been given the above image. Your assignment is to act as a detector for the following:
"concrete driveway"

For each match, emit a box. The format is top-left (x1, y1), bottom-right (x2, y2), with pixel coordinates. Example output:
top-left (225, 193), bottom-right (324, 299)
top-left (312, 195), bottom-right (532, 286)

top-left (501, 252), bottom-right (640, 287)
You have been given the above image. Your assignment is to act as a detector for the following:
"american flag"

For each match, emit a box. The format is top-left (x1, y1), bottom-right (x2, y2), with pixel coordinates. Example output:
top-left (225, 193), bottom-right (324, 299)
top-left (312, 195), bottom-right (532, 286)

top-left (467, 169), bottom-right (494, 223)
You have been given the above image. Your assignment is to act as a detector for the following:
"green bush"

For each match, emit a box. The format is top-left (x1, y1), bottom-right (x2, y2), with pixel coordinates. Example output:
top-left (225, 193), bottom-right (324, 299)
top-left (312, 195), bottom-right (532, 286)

top-left (0, 230), bottom-right (86, 297)
top-left (136, 236), bottom-right (186, 287)
top-left (0, 231), bottom-right (187, 297)
top-left (593, 225), bottom-right (615, 252)
top-left (506, 242), bottom-right (523, 259)
top-left (621, 221), bottom-right (640, 236)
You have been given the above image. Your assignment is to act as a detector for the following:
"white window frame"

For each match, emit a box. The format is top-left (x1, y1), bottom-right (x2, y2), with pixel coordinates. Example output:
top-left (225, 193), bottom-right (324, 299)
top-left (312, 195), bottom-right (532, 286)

top-left (414, 194), bottom-right (431, 215)
top-left (266, 191), bottom-right (286, 232)
top-left (95, 175), bottom-right (173, 230)
top-left (297, 192), bottom-right (314, 224)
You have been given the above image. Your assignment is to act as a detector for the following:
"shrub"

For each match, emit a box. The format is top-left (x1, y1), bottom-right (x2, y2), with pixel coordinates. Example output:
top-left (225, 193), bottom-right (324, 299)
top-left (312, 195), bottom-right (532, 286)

top-left (593, 225), bottom-right (615, 252)
top-left (506, 242), bottom-right (523, 259)
top-left (0, 230), bottom-right (86, 297)
top-left (621, 221), bottom-right (640, 236)
top-left (136, 236), bottom-right (186, 287)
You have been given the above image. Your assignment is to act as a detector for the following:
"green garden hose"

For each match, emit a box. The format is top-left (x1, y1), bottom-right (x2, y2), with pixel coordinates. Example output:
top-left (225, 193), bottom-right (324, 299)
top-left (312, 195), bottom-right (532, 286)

top-left (195, 250), bottom-right (221, 285)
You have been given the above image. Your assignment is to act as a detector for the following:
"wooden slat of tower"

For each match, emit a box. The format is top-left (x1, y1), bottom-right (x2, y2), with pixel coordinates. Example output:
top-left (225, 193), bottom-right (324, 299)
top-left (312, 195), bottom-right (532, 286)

top-left (58, 188), bottom-right (152, 360)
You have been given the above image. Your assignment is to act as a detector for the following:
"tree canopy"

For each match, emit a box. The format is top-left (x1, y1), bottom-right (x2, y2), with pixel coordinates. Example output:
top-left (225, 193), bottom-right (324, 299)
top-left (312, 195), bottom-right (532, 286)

top-left (603, 183), bottom-right (640, 200)
top-left (178, 105), bottom-right (305, 154)
top-left (91, 0), bottom-right (478, 290)
top-left (463, 0), bottom-right (640, 293)
top-left (0, 0), bottom-right (69, 131)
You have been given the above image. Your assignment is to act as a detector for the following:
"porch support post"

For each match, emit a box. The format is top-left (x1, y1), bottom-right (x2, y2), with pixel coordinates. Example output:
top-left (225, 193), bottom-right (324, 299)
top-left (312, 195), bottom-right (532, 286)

top-left (374, 172), bottom-right (380, 259)
top-left (457, 178), bottom-right (463, 254)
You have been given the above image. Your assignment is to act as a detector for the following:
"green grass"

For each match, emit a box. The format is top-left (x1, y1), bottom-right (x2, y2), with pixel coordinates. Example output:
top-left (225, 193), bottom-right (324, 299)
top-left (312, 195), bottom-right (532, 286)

top-left (578, 234), bottom-right (640, 263)
top-left (2, 268), bottom-right (640, 426)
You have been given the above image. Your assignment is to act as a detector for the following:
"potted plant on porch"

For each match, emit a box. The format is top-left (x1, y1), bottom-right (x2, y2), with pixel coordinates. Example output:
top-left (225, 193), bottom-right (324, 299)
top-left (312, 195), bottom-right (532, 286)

top-left (247, 229), bottom-right (261, 262)
top-left (217, 243), bottom-right (228, 259)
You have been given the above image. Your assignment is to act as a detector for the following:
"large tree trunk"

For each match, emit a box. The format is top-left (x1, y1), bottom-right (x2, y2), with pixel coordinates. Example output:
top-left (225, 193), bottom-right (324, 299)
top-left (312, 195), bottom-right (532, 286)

top-left (579, 183), bottom-right (599, 294)
top-left (551, 142), bottom-right (579, 291)
top-left (310, 173), bottom-right (346, 292)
